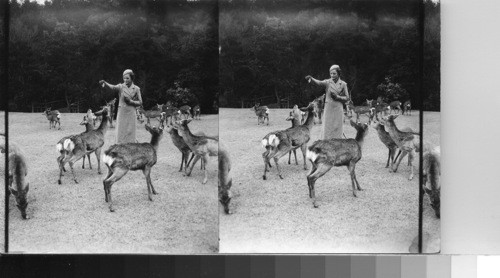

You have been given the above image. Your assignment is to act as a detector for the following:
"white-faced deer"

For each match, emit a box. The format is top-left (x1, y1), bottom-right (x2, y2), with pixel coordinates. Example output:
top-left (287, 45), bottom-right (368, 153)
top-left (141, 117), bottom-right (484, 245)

top-left (219, 143), bottom-right (233, 214)
top-left (380, 114), bottom-right (420, 180)
top-left (305, 119), bottom-right (369, 207)
top-left (423, 146), bottom-right (440, 218)
top-left (251, 103), bottom-right (269, 125)
top-left (261, 102), bottom-right (315, 180)
top-left (1, 139), bottom-right (30, 219)
top-left (102, 124), bottom-right (164, 212)
top-left (43, 108), bottom-right (61, 130)
top-left (173, 119), bottom-right (218, 184)
top-left (57, 107), bottom-right (110, 184)
top-left (193, 105), bottom-right (201, 120)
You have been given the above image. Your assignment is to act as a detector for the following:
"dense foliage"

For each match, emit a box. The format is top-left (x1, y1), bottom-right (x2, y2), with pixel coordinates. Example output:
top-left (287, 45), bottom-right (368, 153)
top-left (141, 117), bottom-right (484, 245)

top-left (8, 0), bottom-right (219, 113)
top-left (219, 0), bottom-right (440, 110)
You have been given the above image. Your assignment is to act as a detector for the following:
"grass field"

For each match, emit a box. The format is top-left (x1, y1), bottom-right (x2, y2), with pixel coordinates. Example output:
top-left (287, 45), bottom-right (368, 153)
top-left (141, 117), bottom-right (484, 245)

top-left (5, 112), bottom-right (218, 253)
top-left (219, 108), bottom-right (440, 253)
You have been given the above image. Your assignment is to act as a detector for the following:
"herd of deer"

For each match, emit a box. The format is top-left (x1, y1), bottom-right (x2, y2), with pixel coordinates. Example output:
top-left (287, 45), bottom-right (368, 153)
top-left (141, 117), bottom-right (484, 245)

top-left (3, 99), bottom-right (233, 219)
top-left (257, 97), bottom-right (440, 218)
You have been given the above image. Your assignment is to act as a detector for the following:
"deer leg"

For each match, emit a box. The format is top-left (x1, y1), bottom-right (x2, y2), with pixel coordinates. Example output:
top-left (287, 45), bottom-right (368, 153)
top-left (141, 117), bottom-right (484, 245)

top-left (300, 145), bottom-right (308, 170)
top-left (186, 155), bottom-right (201, 177)
top-left (58, 156), bottom-right (65, 184)
top-left (142, 166), bottom-right (155, 200)
top-left (82, 155), bottom-right (86, 169)
top-left (68, 161), bottom-right (78, 184)
top-left (350, 162), bottom-right (362, 192)
top-left (103, 167), bottom-right (128, 212)
top-left (293, 149), bottom-right (298, 165)
top-left (408, 149), bottom-right (416, 180)
top-left (307, 163), bottom-right (333, 208)
top-left (202, 154), bottom-right (209, 184)
top-left (103, 165), bottom-right (114, 202)
top-left (262, 151), bottom-right (270, 180)
top-left (88, 153), bottom-right (93, 169)
top-left (392, 150), bottom-right (408, 173)
top-left (95, 147), bottom-right (102, 174)
top-left (306, 161), bottom-right (318, 198)
top-left (179, 152), bottom-right (185, 172)
top-left (288, 151), bottom-right (291, 164)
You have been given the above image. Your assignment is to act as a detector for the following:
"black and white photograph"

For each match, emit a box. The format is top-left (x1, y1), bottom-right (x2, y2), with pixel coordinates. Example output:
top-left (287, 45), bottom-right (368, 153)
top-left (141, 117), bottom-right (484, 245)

top-left (5, 0), bottom-right (219, 253)
top-left (218, 0), bottom-right (440, 253)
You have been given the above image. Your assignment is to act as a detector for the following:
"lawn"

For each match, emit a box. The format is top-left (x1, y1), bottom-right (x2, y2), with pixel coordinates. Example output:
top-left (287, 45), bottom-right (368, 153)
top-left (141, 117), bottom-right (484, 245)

top-left (219, 108), bottom-right (440, 253)
top-left (5, 112), bottom-right (218, 253)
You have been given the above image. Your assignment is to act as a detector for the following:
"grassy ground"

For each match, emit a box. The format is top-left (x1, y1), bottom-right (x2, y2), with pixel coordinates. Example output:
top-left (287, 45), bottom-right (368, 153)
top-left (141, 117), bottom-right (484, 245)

top-left (219, 108), bottom-right (440, 253)
top-left (5, 112), bottom-right (218, 253)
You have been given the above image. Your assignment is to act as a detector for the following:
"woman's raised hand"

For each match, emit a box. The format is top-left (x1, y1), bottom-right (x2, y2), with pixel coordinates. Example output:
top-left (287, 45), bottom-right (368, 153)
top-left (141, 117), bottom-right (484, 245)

top-left (305, 75), bottom-right (312, 82)
top-left (99, 80), bottom-right (105, 87)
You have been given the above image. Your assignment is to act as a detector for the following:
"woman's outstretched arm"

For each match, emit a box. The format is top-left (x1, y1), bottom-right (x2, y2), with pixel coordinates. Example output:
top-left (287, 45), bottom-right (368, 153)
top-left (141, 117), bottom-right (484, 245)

top-left (305, 75), bottom-right (327, 87)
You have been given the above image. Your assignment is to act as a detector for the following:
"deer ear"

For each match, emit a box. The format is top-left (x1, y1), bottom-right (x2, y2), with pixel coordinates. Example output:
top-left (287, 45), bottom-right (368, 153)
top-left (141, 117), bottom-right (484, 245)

top-left (349, 119), bottom-right (356, 127)
top-left (187, 119), bottom-right (193, 124)
top-left (392, 114), bottom-right (399, 119)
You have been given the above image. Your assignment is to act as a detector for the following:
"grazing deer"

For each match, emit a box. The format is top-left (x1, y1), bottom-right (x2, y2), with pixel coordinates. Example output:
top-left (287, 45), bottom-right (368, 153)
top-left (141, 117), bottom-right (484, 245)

top-left (193, 105), bottom-right (201, 120)
top-left (137, 106), bottom-right (163, 125)
top-left (179, 105), bottom-right (192, 119)
top-left (173, 119), bottom-right (219, 184)
top-left (261, 103), bottom-right (315, 180)
top-left (422, 146), bottom-right (441, 218)
top-left (43, 108), bottom-right (61, 130)
top-left (251, 103), bottom-right (269, 125)
top-left (389, 101), bottom-right (402, 114)
top-left (346, 100), bottom-right (374, 124)
top-left (57, 107), bottom-right (110, 184)
top-left (1, 139), bottom-right (30, 219)
top-left (219, 143), bottom-right (233, 214)
top-left (403, 100), bottom-right (412, 115)
top-left (305, 119), bottom-right (369, 207)
top-left (380, 115), bottom-right (420, 180)
top-left (102, 124), bottom-right (164, 212)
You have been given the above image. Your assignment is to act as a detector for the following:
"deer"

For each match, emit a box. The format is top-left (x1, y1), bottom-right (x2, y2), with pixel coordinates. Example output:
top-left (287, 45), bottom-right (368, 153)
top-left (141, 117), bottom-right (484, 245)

top-left (313, 95), bottom-right (325, 124)
top-left (164, 120), bottom-right (207, 173)
top-left (1, 138), bottom-right (30, 219)
top-left (172, 119), bottom-right (219, 184)
top-left (137, 106), bottom-right (163, 125)
top-left (305, 119), bottom-right (369, 208)
top-left (422, 146), bottom-right (441, 218)
top-left (261, 102), bottom-right (315, 180)
top-left (102, 124), bottom-right (164, 212)
top-left (371, 120), bottom-right (415, 168)
top-left (373, 101), bottom-right (390, 121)
top-left (57, 107), bottom-right (110, 184)
top-left (42, 108), bottom-right (61, 130)
top-left (193, 105), bottom-right (201, 120)
top-left (389, 101), bottom-right (402, 114)
top-left (157, 103), bottom-right (179, 125)
top-left (179, 105), bottom-right (192, 119)
top-left (219, 142), bottom-right (233, 214)
top-left (105, 98), bottom-right (117, 127)
top-left (251, 103), bottom-right (269, 125)
top-left (380, 114), bottom-right (421, 180)
top-left (403, 100), bottom-right (412, 115)
top-left (346, 100), bottom-right (374, 124)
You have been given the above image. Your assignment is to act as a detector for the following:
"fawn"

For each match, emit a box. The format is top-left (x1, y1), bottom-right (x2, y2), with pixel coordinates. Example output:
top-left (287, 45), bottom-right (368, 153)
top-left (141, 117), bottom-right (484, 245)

top-left (219, 143), bottom-right (233, 214)
top-left (102, 124), bottom-right (164, 212)
top-left (261, 102), bottom-right (315, 180)
top-left (251, 103), bottom-right (270, 125)
top-left (43, 108), bottom-right (61, 130)
top-left (57, 107), bottom-right (110, 184)
top-left (172, 119), bottom-right (218, 184)
top-left (1, 139), bottom-right (30, 219)
top-left (305, 119), bottom-right (369, 207)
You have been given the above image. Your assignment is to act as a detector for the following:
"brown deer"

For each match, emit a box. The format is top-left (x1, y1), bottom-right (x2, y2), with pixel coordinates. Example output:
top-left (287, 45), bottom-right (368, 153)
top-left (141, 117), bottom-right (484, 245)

top-left (137, 106), bottom-right (163, 125)
top-left (371, 120), bottom-right (415, 168)
top-left (389, 101), bottom-right (402, 114)
top-left (251, 103), bottom-right (269, 125)
top-left (1, 139), bottom-right (30, 219)
top-left (346, 100), bottom-right (374, 124)
top-left (193, 105), bottom-right (201, 120)
top-left (172, 119), bottom-right (219, 184)
top-left (57, 107), bottom-right (110, 184)
top-left (219, 143), bottom-right (233, 214)
top-left (179, 105), bottom-right (192, 119)
top-left (102, 124), bottom-right (164, 212)
top-left (422, 146), bottom-right (441, 218)
top-left (305, 119), bottom-right (369, 208)
top-left (261, 102), bottom-right (315, 180)
top-left (380, 115), bottom-right (421, 180)
top-left (164, 121), bottom-right (206, 172)
top-left (157, 103), bottom-right (179, 125)
top-left (43, 108), bottom-right (61, 130)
